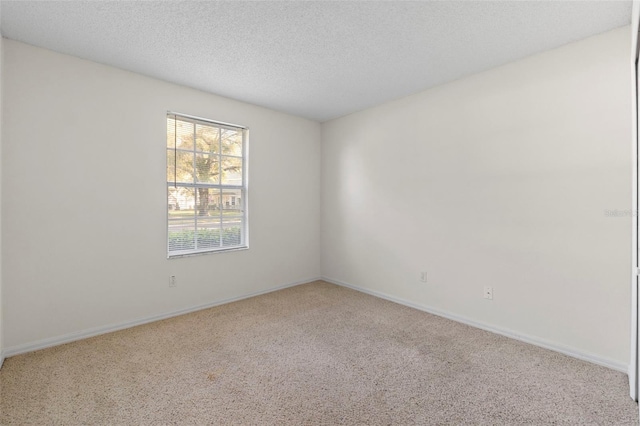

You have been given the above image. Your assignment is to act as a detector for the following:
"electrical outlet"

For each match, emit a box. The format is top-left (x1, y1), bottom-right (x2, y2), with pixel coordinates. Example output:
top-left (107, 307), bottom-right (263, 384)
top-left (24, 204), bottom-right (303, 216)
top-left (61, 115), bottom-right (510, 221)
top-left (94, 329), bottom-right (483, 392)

top-left (169, 275), bottom-right (177, 288)
top-left (420, 272), bottom-right (428, 283)
top-left (483, 286), bottom-right (493, 300)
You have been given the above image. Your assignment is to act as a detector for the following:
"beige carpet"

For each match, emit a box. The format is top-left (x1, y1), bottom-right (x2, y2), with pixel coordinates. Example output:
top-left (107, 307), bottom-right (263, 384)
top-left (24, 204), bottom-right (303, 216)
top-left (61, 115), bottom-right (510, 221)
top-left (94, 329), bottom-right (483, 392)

top-left (0, 281), bottom-right (637, 425)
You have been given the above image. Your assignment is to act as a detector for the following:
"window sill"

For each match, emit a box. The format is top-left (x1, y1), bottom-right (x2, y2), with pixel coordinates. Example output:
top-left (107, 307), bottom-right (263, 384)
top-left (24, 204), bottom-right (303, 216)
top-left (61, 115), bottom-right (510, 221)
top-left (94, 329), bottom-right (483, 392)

top-left (167, 245), bottom-right (249, 259)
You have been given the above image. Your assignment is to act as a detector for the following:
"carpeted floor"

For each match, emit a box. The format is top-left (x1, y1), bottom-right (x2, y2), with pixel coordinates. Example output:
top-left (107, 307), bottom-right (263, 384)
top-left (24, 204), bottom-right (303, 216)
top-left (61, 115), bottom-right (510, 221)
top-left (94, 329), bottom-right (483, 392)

top-left (0, 281), bottom-right (637, 425)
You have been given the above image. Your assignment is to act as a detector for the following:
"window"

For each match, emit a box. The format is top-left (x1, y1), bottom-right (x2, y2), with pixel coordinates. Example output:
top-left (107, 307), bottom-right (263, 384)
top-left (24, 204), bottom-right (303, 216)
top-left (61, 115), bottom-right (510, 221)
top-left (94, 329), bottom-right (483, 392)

top-left (167, 113), bottom-right (248, 257)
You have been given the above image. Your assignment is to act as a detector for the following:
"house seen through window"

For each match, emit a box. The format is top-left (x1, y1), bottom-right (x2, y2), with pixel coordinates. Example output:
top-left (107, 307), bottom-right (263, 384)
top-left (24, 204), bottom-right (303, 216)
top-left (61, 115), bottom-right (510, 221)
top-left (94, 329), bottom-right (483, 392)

top-left (167, 113), bottom-right (248, 257)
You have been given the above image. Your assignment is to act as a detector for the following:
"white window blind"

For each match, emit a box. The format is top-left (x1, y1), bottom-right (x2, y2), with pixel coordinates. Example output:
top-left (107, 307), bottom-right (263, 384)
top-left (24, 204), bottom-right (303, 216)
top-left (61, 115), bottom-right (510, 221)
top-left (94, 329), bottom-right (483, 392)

top-left (167, 113), bottom-right (248, 257)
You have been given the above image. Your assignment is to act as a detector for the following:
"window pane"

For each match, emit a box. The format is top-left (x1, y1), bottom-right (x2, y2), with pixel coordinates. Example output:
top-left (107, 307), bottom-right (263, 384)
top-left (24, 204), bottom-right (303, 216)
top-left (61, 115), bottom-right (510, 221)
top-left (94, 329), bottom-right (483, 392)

top-left (173, 150), bottom-right (194, 183)
top-left (167, 117), bottom-right (176, 149)
top-left (196, 124), bottom-right (219, 154)
top-left (168, 150), bottom-right (196, 184)
top-left (221, 129), bottom-right (242, 156)
top-left (221, 188), bottom-right (243, 216)
top-left (195, 187), bottom-right (222, 218)
top-left (174, 119), bottom-right (194, 150)
top-left (197, 214), bottom-right (221, 229)
top-left (222, 226), bottom-right (242, 247)
top-left (169, 218), bottom-right (196, 252)
top-left (167, 149), bottom-right (175, 183)
top-left (168, 187), bottom-right (195, 219)
top-left (195, 154), bottom-right (219, 184)
top-left (222, 217), bottom-right (243, 231)
top-left (168, 188), bottom-right (178, 214)
top-left (207, 188), bottom-right (223, 217)
top-left (221, 156), bottom-right (242, 185)
top-left (197, 228), bottom-right (221, 250)
top-left (169, 217), bottom-right (196, 227)
top-left (197, 217), bottom-right (221, 250)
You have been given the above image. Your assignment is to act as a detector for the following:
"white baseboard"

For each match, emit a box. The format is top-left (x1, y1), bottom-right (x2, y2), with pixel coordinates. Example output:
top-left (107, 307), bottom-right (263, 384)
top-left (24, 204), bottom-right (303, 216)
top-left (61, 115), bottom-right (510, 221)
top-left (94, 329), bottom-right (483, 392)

top-left (4, 276), bottom-right (628, 375)
top-left (3, 277), bottom-right (322, 359)
top-left (323, 276), bottom-right (628, 374)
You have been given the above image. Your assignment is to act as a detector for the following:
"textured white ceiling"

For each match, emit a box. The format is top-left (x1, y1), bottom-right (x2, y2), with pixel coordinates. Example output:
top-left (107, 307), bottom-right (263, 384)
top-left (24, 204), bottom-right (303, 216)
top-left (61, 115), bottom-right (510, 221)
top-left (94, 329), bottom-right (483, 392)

top-left (0, 1), bottom-right (632, 122)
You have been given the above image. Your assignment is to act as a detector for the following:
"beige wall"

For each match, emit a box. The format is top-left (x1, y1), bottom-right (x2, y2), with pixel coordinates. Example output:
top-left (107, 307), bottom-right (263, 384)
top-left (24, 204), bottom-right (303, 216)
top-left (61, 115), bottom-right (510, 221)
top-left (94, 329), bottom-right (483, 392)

top-left (2, 40), bottom-right (321, 350)
top-left (321, 27), bottom-right (632, 368)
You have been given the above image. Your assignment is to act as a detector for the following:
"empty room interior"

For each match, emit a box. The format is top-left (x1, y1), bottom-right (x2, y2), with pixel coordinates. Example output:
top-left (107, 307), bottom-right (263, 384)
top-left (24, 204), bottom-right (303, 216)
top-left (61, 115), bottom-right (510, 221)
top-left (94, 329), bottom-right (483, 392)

top-left (3, 0), bottom-right (640, 424)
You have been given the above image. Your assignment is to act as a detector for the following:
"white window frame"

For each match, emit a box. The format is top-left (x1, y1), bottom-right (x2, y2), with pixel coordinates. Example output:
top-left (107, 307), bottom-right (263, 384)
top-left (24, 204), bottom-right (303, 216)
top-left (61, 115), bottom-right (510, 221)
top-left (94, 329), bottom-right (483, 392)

top-left (166, 112), bottom-right (249, 258)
